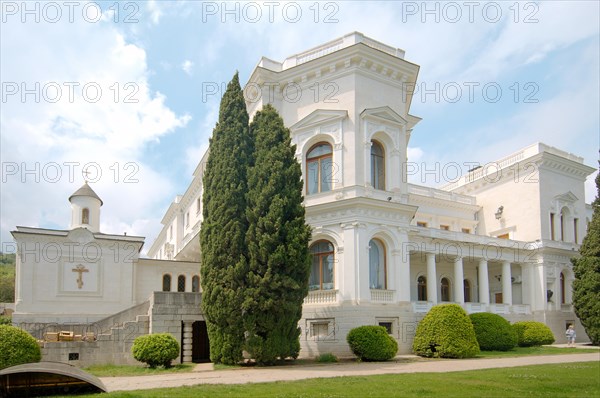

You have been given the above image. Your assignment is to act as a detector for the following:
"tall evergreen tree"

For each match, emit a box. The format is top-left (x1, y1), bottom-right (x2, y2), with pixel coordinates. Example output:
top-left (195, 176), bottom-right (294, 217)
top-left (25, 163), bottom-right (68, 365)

top-left (572, 168), bottom-right (600, 344)
top-left (200, 72), bottom-right (253, 364)
top-left (244, 104), bottom-right (312, 364)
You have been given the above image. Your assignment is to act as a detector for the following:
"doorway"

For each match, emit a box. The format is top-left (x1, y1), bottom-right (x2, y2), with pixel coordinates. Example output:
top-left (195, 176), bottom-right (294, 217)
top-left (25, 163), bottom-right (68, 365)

top-left (192, 321), bottom-right (210, 363)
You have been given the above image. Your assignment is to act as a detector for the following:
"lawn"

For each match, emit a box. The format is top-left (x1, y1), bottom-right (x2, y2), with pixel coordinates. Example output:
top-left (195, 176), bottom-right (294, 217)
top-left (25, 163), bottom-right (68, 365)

top-left (72, 361), bottom-right (599, 397)
top-left (84, 346), bottom-right (596, 377)
top-left (84, 363), bottom-right (195, 377)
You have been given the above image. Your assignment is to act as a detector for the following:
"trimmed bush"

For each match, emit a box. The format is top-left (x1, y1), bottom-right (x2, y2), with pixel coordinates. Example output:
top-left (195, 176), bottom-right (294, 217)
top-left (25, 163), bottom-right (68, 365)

top-left (413, 304), bottom-right (480, 358)
top-left (512, 321), bottom-right (555, 347)
top-left (0, 324), bottom-right (41, 369)
top-left (469, 313), bottom-right (517, 351)
top-left (347, 325), bottom-right (398, 361)
top-left (132, 333), bottom-right (180, 368)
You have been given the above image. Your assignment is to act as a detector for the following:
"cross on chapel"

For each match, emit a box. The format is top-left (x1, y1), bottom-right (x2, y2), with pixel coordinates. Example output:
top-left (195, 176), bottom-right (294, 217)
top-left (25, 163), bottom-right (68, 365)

top-left (72, 264), bottom-right (89, 289)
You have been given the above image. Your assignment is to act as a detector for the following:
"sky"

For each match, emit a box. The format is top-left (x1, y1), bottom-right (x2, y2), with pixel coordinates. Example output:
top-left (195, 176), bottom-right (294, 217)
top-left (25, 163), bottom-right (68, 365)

top-left (1, 0), bottom-right (598, 256)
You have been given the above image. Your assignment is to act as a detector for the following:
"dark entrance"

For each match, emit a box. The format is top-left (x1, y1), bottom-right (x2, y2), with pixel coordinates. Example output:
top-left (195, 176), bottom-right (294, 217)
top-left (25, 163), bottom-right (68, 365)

top-left (192, 321), bottom-right (210, 363)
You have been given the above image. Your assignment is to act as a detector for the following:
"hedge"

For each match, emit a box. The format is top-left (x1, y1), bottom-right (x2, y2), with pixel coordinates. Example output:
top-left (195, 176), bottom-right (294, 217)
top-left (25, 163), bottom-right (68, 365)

top-left (0, 325), bottom-right (42, 369)
top-left (347, 325), bottom-right (398, 361)
top-left (512, 321), bottom-right (555, 347)
top-left (131, 333), bottom-right (180, 368)
top-left (413, 304), bottom-right (480, 358)
top-left (469, 313), bottom-right (517, 351)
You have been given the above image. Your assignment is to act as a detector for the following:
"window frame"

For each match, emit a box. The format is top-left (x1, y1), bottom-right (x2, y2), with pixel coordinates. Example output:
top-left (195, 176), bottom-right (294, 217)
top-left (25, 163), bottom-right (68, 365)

top-left (306, 142), bottom-right (333, 195)
top-left (309, 240), bottom-right (335, 291)
top-left (370, 140), bottom-right (385, 190)
top-left (417, 275), bottom-right (427, 301)
top-left (177, 275), bottom-right (186, 292)
top-left (441, 277), bottom-right (451, 302)
top-left (162, 274), bottom-right (171, 292)
top-left (368, 238), bottom-right (387, 290)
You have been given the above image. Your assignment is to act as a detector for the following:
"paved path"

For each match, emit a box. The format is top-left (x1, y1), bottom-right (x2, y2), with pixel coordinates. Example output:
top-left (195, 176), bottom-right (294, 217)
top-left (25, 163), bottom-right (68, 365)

top-left (100, 351), bottom-right (599, 392)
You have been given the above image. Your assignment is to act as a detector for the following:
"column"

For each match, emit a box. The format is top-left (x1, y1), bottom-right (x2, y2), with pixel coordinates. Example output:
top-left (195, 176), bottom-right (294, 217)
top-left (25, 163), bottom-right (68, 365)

top-left (502, 261), bottom-right (512, 305)
top-left (453, 257), bottom-right (465, 304)
top-left (426, 253), bottom-right (437, 303)
top-left (182, 321), bottom-right (193, 363)
top-left (395, 249), bottom-right (411, 302)
top-left (478, 259), bottom-right (490, 304)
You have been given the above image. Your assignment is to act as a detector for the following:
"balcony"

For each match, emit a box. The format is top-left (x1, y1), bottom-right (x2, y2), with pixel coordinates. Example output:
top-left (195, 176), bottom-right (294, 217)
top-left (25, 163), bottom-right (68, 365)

top-left (370, 289), bottom-right (395, 303)
top-left (304, 290), bottom-right (338, 305)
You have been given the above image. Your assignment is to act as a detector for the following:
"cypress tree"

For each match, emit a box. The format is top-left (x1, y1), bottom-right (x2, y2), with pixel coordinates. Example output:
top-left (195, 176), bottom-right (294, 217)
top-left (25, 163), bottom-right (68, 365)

top-left (200, 72), bottom-right (253, 364)
top-left (572, 168), bottom-right (600, 344)
top-left (244, 104), bottom-right (312, 364)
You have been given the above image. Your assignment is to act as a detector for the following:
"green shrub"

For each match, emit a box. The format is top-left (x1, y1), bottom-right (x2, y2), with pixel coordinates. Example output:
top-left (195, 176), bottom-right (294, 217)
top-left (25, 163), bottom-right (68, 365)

top-left (0, 324), bottom-right (41, 369)
top-left (347, 325), bottom-right (398, 361)
top-left (512, 321), bottom-right (555, 347)
top-left (132, 333), bottom-right (180, 368)
top-left (316, 353), bottom-right (338, 363)
top-left (0, 316), bottom-right (11, 325)
top-left (413, 304), bottom-right (480, 358)
top-left (469, 313), bottom-right (517, 351)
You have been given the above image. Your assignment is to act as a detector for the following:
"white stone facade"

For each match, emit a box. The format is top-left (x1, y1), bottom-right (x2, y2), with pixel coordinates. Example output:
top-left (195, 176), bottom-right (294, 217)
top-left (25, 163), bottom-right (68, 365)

top-left (11, 33), bottom-right (596, 364)
top-left (148, 32), bottom-right (595, 356)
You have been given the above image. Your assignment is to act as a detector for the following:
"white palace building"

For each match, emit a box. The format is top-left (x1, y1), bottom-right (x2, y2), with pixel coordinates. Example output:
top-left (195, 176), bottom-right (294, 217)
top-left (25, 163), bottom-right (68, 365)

top-left (12, 33), bottom-right (595, 364)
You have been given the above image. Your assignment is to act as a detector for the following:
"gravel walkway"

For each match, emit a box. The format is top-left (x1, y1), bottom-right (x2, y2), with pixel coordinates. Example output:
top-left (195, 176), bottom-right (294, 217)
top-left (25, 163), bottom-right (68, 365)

top-left (100, 349), bottom-right (599, 392)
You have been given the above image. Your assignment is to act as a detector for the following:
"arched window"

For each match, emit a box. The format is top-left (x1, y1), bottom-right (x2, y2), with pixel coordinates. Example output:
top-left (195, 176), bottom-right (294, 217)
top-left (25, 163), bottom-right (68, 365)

top-left (371, 140), bottom-right (385, 190)
top-left (417, 276), bottom-right (427, 301)
top-left (309, 240), bottom-right (335, 291)
top-left (560, 272), bottom-right (566, 304)
top-left (192, 275), bottom-right (200, 293)
top-left (441, 277), bottom-right (451, 302)
top-left (306, 143), bottom-right (333, 195)
top-left (177, 275), bottom-right (186, 292)
top-left (369, 239), bottom-right (386, 289)
top-left (464, 279), bottom-right (471, 302)
top-left (82, 208), bottom-right (90, 224)
top-left (162, 274), bottom-right (171, 292)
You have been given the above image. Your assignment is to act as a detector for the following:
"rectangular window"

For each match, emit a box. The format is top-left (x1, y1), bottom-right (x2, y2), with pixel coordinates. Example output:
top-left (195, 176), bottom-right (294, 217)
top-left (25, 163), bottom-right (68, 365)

top-left (169, 225), bottom-right (173, 240)
top-left (574, 218), bottom-right (578, 244)
top-left (550, 213), bottom-right (555, 240)
top-left (186, 211), bottom-right (190, 228)
top-left (307, 318), bottom-right (335, 341)
top-left (461, 228), bottom-right (471, 234)
top-left (379, 322), bottom-right (393, 334)
top-left (197, 197), bottom-right (201, 214)
top-left (440, 225), bottom-right (450, 231)
top-left (417, 221), bottom-right (428, 228)
top-left (560, 213), bottom-right (565, 241)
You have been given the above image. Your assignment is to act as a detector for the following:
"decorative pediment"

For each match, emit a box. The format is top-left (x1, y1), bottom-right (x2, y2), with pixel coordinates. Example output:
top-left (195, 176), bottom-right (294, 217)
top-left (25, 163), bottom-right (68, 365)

top-left (360, 106), bottom-right (407, 127)
top-left (554, 191), bottom-right (578, 204)
top-left (290, 109), bottom-right (348, 132)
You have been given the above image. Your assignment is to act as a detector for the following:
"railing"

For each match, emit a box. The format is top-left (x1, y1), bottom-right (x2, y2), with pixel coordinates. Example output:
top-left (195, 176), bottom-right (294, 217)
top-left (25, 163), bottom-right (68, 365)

top-left (370, 289), bottom-right (395, 303)
top-left (408, 184), bottom-right (476, 205)
top-left (464, 302), bottom-right (487, 313)
top-left (561, 304), bottom-right (573, 312)
top-left (304, 290), bottom-right (338, 304)
top-left (490, 304), bottom-right (509, 314)
top-left (296, 39), bottom-right (344, 65)
top-left (412, 301), bottom-right (433, 313)
top-left (512, 304), bottom-right (531, 314)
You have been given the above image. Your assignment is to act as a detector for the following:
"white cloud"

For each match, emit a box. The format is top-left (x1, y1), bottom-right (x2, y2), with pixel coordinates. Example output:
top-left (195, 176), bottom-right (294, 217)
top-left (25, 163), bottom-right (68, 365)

top-left (147, 0), bottom-right (163, 25)
top-left (0, 12), bottom-right (188, 248)
top-left (181, 60), bottom-right (194, 76)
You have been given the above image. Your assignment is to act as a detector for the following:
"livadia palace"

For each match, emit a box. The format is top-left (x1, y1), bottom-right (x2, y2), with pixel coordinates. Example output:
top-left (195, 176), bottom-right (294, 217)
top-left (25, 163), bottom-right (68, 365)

top-left (12, 33), bottom-right (595, 363)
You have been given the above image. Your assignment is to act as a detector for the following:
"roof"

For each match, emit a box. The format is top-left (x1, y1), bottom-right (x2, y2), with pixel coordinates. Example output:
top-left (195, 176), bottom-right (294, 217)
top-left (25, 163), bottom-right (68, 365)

top-left (68, 182), bottom-right (103, 205)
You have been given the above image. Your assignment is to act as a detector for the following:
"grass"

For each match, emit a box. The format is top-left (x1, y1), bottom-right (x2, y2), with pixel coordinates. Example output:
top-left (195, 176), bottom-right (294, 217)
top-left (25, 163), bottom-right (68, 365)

top-left (69, 361), bottom-right (599, 397)
top-left (84, 363), bottom-right (194, 377)
top-left (85, 346), bottom-right (594, 376)
top-left (476, 345), bottom-right (592, 358)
